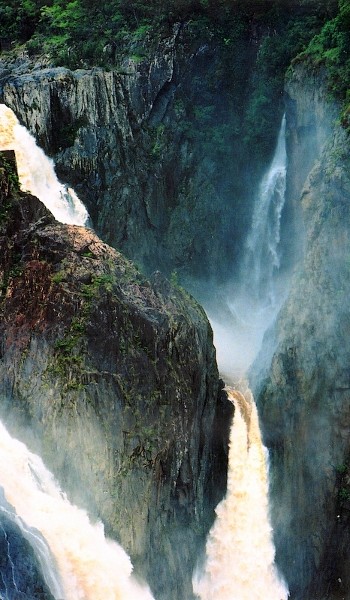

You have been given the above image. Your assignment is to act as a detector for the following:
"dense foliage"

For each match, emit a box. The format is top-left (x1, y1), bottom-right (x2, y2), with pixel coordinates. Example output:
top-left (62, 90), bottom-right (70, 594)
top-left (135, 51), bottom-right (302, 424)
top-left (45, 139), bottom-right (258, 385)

top-left (293, 0), bottom-right (350, 128)
top-left (0, 0), bottom-right (337, 162)
top-left (242, 11), bottom-right (329, 161)
top-left (0, 0), bottom-right (337, 67)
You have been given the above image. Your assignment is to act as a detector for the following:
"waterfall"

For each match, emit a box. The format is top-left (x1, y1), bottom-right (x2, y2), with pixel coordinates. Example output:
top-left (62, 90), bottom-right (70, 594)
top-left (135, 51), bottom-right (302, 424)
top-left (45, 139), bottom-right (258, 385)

top-left (0, 419), bottom-right (154, 600)
top-left (0, 104), bottom-right (89, 226)
top-left (243, 115), bottom-right (286, 306)
top-left (209, 115), bottom-right (287, 379)
top-left (196, 117), bottom-right (290, 598)
top-left (0, 98), bottom-right (289, 597)
top-left (0, 489), bottom-right (64, 599)
top-left (193, 387), bottom-right (289, 600)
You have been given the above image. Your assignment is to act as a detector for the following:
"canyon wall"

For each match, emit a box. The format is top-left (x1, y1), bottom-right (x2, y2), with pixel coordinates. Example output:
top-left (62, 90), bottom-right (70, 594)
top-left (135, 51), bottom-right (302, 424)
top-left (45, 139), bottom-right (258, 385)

top-left (2, 11), bottom-right (349, 599)
top-left (255, 64), bottom-right (350, 600)
top-left (0, 24), bottom-right (259, 288)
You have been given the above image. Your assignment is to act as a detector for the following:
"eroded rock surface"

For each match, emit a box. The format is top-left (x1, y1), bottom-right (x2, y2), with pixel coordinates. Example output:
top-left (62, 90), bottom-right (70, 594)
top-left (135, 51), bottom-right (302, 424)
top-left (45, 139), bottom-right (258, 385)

top-left (0, 158), bottom-right (230, 600)
top-left (255, 66), bottom-right (350, 600)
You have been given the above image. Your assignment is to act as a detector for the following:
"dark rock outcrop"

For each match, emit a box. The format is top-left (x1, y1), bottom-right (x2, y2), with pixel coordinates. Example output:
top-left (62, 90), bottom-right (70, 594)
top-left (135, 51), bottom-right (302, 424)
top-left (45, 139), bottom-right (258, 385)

top-left (0, 157), bottom-right (231, 599)
top-left (254, 65), bottom-right (350, 600)
top-left (0, 24), bottom-right (260, 288)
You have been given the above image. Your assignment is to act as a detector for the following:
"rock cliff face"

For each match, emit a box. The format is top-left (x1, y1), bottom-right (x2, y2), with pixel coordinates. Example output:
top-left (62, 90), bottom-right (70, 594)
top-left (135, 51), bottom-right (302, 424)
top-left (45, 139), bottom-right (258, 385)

top-left (0, 24), bottom-right (259, 288)
top-left (0, 156), bottom-right (231, 600)
top-left (255, 65), bottom-right (350, 599)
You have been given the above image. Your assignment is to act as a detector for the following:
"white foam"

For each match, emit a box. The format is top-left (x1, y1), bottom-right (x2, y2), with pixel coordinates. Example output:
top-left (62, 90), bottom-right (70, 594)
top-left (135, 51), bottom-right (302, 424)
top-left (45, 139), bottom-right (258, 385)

top-left (0, 104), bottom-right (89, 226)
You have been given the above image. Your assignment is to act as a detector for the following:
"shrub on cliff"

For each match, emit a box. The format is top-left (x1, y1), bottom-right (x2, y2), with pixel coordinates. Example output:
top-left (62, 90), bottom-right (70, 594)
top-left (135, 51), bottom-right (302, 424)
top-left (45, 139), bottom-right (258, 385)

top-left (292, 0), bottom-right (350, 129)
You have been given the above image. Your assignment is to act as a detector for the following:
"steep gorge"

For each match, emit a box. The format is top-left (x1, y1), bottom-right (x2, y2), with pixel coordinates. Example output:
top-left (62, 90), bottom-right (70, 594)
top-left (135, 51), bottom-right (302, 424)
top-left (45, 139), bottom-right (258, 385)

top-left (0, 2), bottom-right (350, 598)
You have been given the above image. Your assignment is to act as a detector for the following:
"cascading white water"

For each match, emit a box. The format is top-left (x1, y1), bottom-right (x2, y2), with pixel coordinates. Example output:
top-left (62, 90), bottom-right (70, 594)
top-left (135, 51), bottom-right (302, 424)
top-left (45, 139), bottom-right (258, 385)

top-left (209, 115), bottom-right (287, 379)
top-left (243, 115), bottom-right (286, 306)
top-left (0, 495), bottom-right (65, 599)
top-left (0, 419), bottom-right (155, 600)
top-left (193, 387), bottom-right (289, 600)
top-left (196, 116), bottom-right (290, 598)
top-left (0, 104), bottom-right (89, 226)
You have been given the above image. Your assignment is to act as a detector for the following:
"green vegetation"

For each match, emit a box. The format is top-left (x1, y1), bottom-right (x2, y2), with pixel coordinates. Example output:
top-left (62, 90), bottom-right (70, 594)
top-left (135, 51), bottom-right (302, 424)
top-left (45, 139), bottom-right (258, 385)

top-left (48, 313), bottom-right (86, 388)
top-left (244, 13), bottom-right (327, 162)
top-left (336, 460), bottom-right (350, 504)
top-left (0, 0), bottom-right (341, 158)
top-left (81, 273), bottom-right (115, 298)
top-left (0, 197), bottom-right (13, 227)
top-left (149, 2), bottom-right (337, 173)
top-left (1, 1), bottom-right (347, 276)
top-left (293, 0), bottom-right (350, 129)
top-left (0, 153), bottom-right (19, 194)
top-left (0, 0), bottom-right (337, 69)
top-left (51, 270), bottom-right (64, 284)
top-left (338, 486), bottom-right (350, 502)
top-left (47, 269), bottom-right (117, 389)
top-left (0, 0), bottom-right (214, 66)
top-left (170, 270), bottom-right (180, 287)
top-left (150, 124), bottom-right (166, 158)
top-left (336, 462), bottom-right (349, 475)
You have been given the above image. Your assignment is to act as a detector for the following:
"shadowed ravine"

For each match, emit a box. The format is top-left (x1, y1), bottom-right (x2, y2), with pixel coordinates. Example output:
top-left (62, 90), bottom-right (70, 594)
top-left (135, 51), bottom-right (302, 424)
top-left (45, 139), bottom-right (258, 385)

top-left (208, 116), bottom-right (288, 382)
